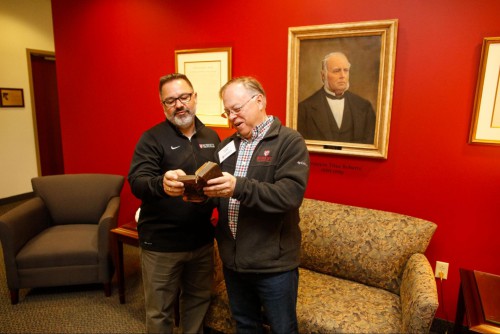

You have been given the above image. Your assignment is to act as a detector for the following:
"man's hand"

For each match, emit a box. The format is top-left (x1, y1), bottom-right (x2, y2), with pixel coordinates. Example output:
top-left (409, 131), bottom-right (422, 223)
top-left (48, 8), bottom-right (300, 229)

top-left (163, 169), bottom-right (186, 196)
top-left (204, 172), bottom-right (236, 198)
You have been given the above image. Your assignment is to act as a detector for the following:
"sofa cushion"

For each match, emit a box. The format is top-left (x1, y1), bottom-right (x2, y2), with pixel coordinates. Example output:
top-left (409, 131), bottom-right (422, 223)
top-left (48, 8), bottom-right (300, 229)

top-left (297, 268), bottom-right (402, 333)
top-left (205, 267), bottom-right (404, 334)
top-left (299, 198), bottom-right (436, 294)
top-left (16, 225), bottom-right (99, 268)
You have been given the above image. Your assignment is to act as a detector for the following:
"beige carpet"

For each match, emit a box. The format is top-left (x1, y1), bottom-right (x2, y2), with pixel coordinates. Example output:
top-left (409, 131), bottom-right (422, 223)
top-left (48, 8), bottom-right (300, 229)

top-left (0, 243), bottom-right (146, 333)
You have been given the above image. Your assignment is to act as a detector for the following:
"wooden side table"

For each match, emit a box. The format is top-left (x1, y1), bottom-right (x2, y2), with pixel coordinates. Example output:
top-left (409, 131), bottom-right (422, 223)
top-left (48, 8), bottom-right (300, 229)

top-left (110, 221), bottom-right (139, 304)
top-left (453, 268), bottom-right (500, 333)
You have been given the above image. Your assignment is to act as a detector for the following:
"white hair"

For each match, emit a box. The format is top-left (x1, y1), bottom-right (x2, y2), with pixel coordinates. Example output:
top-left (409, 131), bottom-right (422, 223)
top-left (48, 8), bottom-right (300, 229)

top-left (321, 52), bottom-right (351, 71)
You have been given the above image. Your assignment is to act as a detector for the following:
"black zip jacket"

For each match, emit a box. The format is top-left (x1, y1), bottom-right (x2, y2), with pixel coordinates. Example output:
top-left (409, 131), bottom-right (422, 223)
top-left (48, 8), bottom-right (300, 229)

top-left (128, 118), bottom-right (220, 252)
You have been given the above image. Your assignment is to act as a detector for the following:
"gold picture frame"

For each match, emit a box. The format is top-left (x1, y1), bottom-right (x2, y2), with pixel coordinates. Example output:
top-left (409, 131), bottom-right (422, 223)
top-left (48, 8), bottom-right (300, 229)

top-left (175, 47), bottom-right (232, 128)
top-left (286, 19), bottom-right (398, 159)
top-left (469, 37), bottom-right (500, 145)
top-left (0, 88), bottom-right (25, 108)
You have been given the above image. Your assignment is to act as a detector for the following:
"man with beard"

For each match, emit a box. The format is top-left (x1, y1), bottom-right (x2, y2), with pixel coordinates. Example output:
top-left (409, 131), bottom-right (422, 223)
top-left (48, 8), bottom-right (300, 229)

top-left (128, 73), bottom-right (220, 333)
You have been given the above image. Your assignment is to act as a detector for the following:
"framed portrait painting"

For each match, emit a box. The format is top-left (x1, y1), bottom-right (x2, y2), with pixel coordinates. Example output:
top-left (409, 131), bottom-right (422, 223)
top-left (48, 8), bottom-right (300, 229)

top-left (469, 37), bottom-right (500, 145)
top-left (286, 19), bottom-right (398, 159)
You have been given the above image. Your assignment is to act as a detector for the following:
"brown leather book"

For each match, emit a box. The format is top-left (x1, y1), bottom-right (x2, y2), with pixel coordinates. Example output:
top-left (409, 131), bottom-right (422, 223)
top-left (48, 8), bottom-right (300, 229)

top-left (196, 161), bottom-right (223, 182)
top-left (178, 162), bottom-right (223, 202)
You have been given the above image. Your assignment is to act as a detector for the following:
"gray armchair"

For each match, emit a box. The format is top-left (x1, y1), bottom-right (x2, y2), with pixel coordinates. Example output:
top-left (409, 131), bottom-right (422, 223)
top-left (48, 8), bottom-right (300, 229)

top-left (0, 174), bottom-right (124, 304)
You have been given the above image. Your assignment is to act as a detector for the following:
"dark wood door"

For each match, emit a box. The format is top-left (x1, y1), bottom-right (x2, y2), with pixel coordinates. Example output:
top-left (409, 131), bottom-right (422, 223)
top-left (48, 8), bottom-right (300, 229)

top-left (31, 53), bottom-right (64, 175)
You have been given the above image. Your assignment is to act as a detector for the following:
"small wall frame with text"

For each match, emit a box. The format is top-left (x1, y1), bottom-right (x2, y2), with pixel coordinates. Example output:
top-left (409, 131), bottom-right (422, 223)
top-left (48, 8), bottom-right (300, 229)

top-left (0, 88), bottom-right (25, 108)
top-left (175, 47), bottom-right (231, 128)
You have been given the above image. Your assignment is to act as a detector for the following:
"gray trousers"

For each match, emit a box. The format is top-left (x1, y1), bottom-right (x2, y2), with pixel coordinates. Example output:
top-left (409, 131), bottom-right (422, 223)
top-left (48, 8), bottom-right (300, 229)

top-left (140, 244), bottom-right (213, 334)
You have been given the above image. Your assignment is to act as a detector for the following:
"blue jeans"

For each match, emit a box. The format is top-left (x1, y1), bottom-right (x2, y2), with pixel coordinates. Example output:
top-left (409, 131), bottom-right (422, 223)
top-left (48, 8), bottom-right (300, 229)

top-left (223, 267), bottom-right (299, 334)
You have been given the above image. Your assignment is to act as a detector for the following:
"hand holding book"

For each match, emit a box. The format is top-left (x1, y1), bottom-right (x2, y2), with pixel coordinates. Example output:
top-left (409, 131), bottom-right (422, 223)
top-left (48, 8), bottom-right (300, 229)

top-left (178, 161), bottom-right (223, 202)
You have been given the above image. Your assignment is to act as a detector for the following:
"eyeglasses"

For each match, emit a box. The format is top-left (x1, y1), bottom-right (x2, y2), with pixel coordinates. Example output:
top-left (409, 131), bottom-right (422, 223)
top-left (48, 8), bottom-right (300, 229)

top-left (162, 92), bottom-right (194, 107)
top-left (222, 95), bottom-right (257, 118)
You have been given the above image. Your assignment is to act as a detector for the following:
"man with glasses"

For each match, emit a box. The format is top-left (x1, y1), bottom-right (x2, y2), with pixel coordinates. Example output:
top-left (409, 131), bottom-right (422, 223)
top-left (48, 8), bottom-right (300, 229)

top-left (128, 73), bottom-right (220, 333)
top-left (204, 76), bottom-right (310, 333)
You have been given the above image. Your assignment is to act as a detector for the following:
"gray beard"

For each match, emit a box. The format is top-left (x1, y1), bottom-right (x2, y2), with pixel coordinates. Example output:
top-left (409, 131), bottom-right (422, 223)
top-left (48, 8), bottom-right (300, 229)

top-left (168, 110), bottom-right (195, 129)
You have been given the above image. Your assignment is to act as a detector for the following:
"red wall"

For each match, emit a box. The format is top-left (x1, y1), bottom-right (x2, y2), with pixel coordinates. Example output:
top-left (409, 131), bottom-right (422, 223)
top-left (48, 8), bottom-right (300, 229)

top-left (51, 0), bottom-right (500, 324)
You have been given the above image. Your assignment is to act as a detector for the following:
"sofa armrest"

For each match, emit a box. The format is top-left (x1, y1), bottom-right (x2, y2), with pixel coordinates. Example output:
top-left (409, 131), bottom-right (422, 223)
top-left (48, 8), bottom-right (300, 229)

top-left (400, 253), bottom-right (439, 333)
top-left (97, 196), bottom-right (121, 279)
top-left (98, 195), bottom-right (121, 249)
top-left (212, 239), bottom-right (225, 292)
top-left (0, 197), bottom-right (51, 288)
top-left (0, 198), bottom-right (51, 254)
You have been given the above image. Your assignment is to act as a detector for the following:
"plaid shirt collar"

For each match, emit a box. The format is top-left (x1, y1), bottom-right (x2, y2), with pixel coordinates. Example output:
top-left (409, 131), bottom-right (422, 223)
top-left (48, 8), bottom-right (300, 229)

top-left (237, 116), bottom-right (274, 142)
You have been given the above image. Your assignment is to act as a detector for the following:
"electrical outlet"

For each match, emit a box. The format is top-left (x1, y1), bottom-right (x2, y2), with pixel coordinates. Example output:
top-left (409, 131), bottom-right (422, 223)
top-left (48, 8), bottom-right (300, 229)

top-left (435, 261), bottom-right (449, 279)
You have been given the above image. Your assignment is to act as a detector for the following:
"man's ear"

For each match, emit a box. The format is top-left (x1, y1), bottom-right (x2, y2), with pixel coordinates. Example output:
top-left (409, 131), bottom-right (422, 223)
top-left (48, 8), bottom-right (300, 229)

top-left (256, 94), bottom-right (264, 110)
top-left (320, 70), bottom-right (326, 83)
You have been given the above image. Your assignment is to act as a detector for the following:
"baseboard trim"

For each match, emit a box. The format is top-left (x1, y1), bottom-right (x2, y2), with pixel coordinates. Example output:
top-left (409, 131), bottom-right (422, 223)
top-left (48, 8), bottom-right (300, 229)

top-left (0, 192), bottom-right (34, 205)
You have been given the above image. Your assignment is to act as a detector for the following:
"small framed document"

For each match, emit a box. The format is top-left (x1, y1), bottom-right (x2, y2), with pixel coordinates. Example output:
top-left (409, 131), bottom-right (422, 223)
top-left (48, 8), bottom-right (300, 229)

top-left (0, 88), bottom-right (25, 108)
top-left (175, 47), bottom-right (232, 128)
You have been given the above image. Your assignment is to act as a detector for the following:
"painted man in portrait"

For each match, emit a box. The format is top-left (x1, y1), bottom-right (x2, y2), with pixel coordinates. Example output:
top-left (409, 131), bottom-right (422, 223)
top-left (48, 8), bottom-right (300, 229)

top-left (297, 52), bottom-right (376, 144)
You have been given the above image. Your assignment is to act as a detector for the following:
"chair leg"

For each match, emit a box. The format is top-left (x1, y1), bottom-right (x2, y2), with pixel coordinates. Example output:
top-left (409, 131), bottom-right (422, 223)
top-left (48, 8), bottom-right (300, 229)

top-left (9, 289), bottom-right (19, 305)
top-left (104, 282), bottom-right (111, 297)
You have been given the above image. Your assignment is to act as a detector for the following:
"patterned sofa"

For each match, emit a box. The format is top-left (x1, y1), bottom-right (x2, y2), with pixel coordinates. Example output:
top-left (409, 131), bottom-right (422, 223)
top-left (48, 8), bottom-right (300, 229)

top-left (204, 198), bottom-right (439, 333)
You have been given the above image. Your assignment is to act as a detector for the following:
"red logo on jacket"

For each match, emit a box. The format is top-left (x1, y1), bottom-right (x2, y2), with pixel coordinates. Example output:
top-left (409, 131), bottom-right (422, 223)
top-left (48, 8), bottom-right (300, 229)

top-left (256, 150), bottom-right (272, 162)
